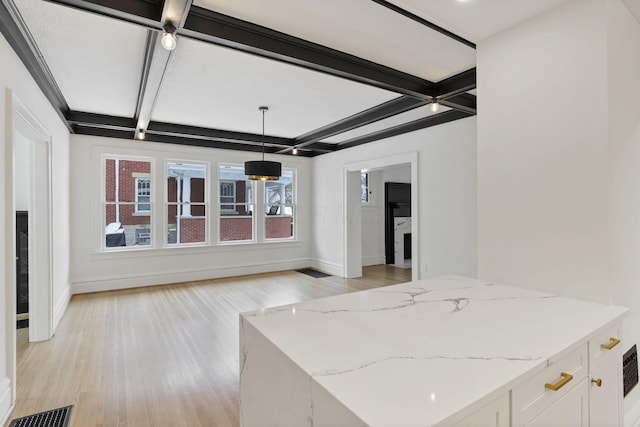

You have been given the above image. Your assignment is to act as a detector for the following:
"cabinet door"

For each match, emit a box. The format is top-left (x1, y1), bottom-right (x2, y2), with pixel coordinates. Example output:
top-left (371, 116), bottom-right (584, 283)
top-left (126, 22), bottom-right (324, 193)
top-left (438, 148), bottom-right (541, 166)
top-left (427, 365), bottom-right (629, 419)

top-left (590, 353), bottom-right (622, 427)
top-left (524, 379), bottom-right (588, 427)
top-left (452, 393), bottom-right (509, 427)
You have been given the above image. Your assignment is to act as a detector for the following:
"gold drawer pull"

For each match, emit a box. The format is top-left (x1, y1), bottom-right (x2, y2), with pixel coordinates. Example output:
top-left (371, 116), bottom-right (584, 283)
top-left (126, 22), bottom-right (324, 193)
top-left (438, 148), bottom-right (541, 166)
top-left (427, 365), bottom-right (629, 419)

top-left (545, 372), bottom-right (573, 391)
top-left (592, 378), bottom-right (602, 387)
top-left (601, 337), bottom-right (620, 350)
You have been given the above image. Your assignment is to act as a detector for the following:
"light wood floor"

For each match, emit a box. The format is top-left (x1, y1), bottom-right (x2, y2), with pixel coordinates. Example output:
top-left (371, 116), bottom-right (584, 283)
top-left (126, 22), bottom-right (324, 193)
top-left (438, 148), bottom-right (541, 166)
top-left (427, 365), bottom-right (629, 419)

top-left (7, 265), bottom-right (411, 427)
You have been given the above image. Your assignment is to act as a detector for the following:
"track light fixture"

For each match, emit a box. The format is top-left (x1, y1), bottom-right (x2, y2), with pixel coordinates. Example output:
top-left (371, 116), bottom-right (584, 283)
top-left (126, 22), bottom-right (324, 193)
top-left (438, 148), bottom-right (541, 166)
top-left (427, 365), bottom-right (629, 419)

top-left (430, 100), bottom-right (440, 113)
top-left (292, 147), bottom-right (298, 155)
top-left (161, 23), bottom-right (177, 51)
top-left (137, 129), bottom-right (145, 140)
top-left (244, 106), bottom-right (282, 181)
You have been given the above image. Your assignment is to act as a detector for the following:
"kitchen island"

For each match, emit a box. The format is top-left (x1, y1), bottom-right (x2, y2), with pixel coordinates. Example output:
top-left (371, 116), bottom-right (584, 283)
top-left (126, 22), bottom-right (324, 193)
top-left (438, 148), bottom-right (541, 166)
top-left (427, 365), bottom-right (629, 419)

top-left (239, 277), bottom-right (627, 426)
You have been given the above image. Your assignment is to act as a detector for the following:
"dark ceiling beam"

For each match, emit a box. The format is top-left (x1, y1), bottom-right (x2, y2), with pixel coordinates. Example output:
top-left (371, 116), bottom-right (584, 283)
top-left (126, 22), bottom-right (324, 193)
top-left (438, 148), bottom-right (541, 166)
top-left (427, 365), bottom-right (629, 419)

top-left (0, 0), bottom-right (71, 130)
top-left (277, 95), bottom-right (427, 154)
top-left (439, 93), bottom-right (476, 115)
top-left (67, 111), bottom-right (335, 154)
top-left (43, 0), bottom-right (163, 29)
top-left (182, 6), bottom-right (435, 99)
top-left (370, 0), bottom-right (476, 49)
top-left (336, 109), bottom-right (473, 150)
top-left (73, 124), bottom-right (317, 157)
top-left (67, 111), bottom-right (136, 130)
top-left (434, 68), bottom-right (476, 100)
top-left (149, 121), bottom-right (299, 150)
top-left (72, 125), bottom-right (135, 140)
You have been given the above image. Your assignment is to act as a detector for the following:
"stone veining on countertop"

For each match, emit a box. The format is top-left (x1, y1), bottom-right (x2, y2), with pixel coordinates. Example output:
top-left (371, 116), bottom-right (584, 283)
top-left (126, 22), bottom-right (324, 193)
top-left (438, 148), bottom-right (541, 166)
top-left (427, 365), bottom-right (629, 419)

top-left (312, 354), bottom-right (543, 378)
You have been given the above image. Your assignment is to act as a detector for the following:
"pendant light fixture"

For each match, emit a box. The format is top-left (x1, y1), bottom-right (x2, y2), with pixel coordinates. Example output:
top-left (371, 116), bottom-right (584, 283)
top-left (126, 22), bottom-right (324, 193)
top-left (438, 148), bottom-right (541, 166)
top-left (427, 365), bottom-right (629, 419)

top-left (244, 106), bottom-right (282, 181)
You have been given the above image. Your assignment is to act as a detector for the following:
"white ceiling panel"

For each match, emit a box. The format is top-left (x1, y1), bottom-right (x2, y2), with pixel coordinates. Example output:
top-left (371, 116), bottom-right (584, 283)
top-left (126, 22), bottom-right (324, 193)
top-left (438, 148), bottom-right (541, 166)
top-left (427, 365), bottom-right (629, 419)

top-left (194, 0), bottom-right (476, 82)
top-left (321, 104), bottom-right (450, 144)
top-left (14, 0), bottom-right (147, 116)
top-left (386, 0), bottom-right (571, 43)
top-left (152, 38), bottom-right (399, 138)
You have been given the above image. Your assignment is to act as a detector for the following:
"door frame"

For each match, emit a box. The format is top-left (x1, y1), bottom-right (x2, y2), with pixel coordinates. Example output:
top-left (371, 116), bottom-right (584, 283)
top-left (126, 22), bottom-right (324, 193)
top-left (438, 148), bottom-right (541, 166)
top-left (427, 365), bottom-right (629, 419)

top-left (343, 152), bottom-right (419, 281)
top-left (5, 90), bottom-right (54, 403)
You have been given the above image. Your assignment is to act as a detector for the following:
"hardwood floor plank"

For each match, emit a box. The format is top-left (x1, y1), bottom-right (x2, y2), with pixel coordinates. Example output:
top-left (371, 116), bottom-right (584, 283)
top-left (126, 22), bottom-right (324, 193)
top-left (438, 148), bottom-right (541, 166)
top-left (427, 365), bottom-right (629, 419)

top-left (6, 265), bottom-right (411, 427)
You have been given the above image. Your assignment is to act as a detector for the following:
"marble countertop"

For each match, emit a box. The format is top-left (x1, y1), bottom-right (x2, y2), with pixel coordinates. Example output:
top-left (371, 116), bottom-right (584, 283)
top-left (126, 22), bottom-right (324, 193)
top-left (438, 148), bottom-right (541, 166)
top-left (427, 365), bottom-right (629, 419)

top-left (241, 277), bottom-right (627, 426)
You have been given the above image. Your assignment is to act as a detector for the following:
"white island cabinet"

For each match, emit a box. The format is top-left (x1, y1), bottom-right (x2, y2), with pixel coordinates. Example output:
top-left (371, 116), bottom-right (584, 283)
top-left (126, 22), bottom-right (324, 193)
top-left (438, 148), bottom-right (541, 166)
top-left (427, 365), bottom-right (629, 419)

top-left (239, 277), bottom-right (626, 427)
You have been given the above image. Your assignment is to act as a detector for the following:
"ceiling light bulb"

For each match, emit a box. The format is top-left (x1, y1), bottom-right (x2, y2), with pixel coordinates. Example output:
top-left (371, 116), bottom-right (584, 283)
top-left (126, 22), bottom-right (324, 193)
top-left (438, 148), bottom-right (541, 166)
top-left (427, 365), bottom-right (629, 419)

top-left (161, 23), bottom-right (177, 50)
top-left (137, 130), bottom-right (145, 140)
top-left (292, 147), bottom-right (298, 155)
top-left (430, 101), bottom-right (439, 113)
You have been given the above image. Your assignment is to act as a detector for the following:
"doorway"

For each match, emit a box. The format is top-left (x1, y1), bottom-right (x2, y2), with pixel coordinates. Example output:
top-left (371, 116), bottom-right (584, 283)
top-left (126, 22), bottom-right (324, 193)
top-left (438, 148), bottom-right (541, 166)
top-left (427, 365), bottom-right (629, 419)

top-left (344, 152), bottom-right (419, 282)
top-left (6, 92), bottom-right (54, 406)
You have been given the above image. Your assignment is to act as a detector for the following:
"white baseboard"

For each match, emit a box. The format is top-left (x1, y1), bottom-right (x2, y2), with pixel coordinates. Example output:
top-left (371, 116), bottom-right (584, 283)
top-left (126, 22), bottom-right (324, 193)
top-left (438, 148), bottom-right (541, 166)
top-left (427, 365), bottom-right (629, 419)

top-left (311, 259), bottom-right (344, 277)
top-left (362, 255), bottom-right (385, 267)
top-left (0, 377), bottom-right (12, 427)
top-left (53, 285), bottom-right (71, 331)
top-left (626, 397), bottom-right (640, 427)
top-left (71, 258), bottom-right (313, 294)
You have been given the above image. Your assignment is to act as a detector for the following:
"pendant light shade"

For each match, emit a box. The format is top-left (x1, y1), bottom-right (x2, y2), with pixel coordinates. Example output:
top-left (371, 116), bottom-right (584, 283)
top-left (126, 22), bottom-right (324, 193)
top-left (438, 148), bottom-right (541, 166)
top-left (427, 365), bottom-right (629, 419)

top-left (244, 160), bottom-right (282, 181)
top-left (245, 106), bottom-right (282, 181)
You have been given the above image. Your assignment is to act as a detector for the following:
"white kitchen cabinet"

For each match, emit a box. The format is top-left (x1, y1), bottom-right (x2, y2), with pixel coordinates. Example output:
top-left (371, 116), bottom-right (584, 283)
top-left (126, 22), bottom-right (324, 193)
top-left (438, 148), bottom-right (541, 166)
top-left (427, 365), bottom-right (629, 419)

top-left (452, 394), bottom-right (509, 427)
top-left (525, 379), bottom-right (589, 427)
top-left (240, 277), bottom-right (628, 427)
top-left (589, 326), bottom-right (624, 427)
top-left (589, 354), bottom-right (622, 427)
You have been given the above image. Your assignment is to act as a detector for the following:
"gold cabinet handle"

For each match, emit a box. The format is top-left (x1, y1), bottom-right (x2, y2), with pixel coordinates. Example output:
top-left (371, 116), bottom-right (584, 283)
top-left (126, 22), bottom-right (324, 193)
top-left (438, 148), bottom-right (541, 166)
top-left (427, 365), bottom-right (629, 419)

top-left (592, 378), bottom-right (602, 387)
top-left (545, 372), bottom-right (573, 391)
top-left (601, 337), bottom-right (621, 350)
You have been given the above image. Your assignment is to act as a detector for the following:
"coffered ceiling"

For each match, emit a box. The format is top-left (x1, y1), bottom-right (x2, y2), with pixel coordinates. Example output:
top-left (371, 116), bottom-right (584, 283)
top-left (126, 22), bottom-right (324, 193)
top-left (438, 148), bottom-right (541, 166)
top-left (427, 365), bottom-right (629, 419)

top-left (0, 0), bottom-right (590, 157)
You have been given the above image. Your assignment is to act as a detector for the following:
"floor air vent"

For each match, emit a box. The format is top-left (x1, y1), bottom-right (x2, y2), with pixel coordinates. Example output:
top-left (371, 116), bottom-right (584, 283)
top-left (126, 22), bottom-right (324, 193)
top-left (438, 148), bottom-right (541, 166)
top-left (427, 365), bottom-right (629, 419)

top-left (9, 405), bottom-right (73, 427)
top-left (623, 345), bottom-right (638, 397)
top-left (296, 268), bottom-right (331, 278)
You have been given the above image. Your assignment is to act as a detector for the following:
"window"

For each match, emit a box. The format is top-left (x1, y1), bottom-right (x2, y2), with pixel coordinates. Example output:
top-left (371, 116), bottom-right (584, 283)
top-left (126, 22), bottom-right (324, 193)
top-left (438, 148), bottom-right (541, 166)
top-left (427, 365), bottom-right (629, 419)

top-left (361, 172), bottom-right (369, 203)
top-left (218, 165), bottom-right (254, 242)
top-left (103, 158), bottom-right (152, 248)
top-left (264, 169), bottom-right (295, 240)
top-left (135, 177), bottom-right (151, 212)
top-left (167, 162), bottom-right (207, 245)
top-left (220, 180), bottom-right (236, 212)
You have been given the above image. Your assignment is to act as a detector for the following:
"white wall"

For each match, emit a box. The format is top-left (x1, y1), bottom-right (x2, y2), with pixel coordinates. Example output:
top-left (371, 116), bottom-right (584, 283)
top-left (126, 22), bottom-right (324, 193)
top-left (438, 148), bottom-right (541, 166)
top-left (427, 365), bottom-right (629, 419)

top-left (13, 133), bottom-right (29, 211)
top-left (0, 31), bottom-right (71, 423)
top-left (477, 0), bottom-right (640, 422)
top-left (313, 117), bottom-right (477, 278)
top-left (382, 163), bottom-right (411, 184)
top-left (477, 0), bottom-right (610, 301)
top-left (608, 0), bottom-right (640, 418)
top-left (69, 134), bottom-right (313, 293)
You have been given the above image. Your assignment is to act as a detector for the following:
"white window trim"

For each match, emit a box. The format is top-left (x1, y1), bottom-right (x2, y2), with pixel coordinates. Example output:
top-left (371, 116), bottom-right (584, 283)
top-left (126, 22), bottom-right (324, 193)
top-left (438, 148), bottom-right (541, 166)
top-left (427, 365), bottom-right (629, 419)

top-left (361, 172), bottom-right (370, 204)
top-left (166, 160), bottom-right (209, 246)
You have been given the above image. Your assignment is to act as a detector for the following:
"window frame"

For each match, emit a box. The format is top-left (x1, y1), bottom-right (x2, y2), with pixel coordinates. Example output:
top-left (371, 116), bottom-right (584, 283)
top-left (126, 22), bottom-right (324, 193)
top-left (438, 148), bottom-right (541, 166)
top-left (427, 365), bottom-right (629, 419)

top-left (263, 168), bottom-right (296, 241)
top-left (361, 171), bottom-right (370, 204)
top-left (101, 155), bottom-right (154, 251)
top-left (217, 164), bottom-right (256, 243)
top-left (165, 160), bottom-right (209, 247)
